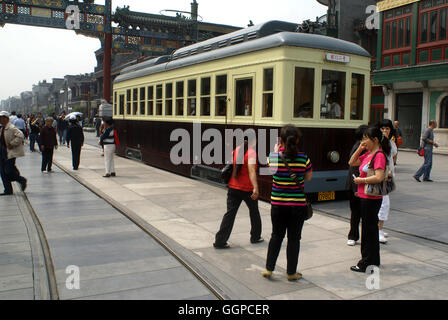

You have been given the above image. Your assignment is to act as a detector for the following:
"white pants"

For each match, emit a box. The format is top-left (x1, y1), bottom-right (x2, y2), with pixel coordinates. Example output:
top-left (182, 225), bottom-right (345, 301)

top-left (378, 195), bottom-right (390, 221)
top-left (104, 144), bottom-right (116, 174)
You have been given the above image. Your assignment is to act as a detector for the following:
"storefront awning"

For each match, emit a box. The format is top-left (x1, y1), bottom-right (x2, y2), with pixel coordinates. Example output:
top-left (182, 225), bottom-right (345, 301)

top-left (377, 0), bottom-right (420, 12)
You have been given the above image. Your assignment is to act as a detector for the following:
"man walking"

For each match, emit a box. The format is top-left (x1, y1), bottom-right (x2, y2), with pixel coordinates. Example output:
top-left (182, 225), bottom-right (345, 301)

top-left (0, 111), bottom-right (27, 195)
top-left (40, 118), bottom-right (58, 173)
top-left (13, 114), bottom-right (27, 138)
top-left (414, 120), bottom-right (439, 182)
top-left (57, 113), bottom-right (68, 145)
top-left (66, 117), bottom-right (84, 170)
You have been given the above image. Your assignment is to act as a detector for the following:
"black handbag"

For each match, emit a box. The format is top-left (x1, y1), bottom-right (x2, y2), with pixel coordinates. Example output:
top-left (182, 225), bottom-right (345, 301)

top-left (221, 164), bottom-right (233, 184)
top-left (279, 152), bottom-right (313, 220)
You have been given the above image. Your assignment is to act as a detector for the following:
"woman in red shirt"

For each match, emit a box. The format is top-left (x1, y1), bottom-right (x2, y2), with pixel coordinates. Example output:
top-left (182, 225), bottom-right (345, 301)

top-left (349, 126), bottom-right (391, 273)
top-left (214, 138), bottom-right (263, 249)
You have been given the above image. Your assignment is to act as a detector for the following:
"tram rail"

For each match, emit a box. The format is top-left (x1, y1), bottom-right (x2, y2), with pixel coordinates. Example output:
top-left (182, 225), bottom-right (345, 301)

top-left (53, 158), bottom-right (228, 300)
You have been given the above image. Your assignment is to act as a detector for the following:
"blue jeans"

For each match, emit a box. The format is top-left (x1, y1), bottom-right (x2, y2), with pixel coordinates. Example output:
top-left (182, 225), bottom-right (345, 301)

top-left (415, 148), bottom-right (433, 181)
top-left (58, 129), bottom-right (67, 145)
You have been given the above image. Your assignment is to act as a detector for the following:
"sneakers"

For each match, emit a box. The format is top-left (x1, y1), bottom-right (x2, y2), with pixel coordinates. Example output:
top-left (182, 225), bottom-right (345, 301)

top-left (111, 173), bottom-right (116, 177)
top-left (347, 240), bottom-right (356, 246)
top-left (413, 176), bottom-right (421, 182)
top-left (20, 178), bottom-right (27, 192)
top-left (423, 179), bottom-right (434, 182)
top-left (350, 265), bottom-right (366, 273)
top-left (286, 272), bottom-right (303, 281)
top-left (103, 174), bottom-right (111, 178)
top-left (379, 230), bottom-right (388, 244)
top-left (250, 237), bottom-right (264, 244)
top-left (213, 242), bottom-right (230, 249)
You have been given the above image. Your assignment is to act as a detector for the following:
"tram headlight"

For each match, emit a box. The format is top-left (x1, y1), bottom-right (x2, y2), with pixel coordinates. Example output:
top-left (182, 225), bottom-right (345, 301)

top-left (328, 151), bottom-right (340, 164)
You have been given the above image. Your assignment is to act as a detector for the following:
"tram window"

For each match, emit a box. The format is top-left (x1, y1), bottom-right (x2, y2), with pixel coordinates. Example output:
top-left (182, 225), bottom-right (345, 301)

top-left (147, 86), bottom-right (154, 115)
top-left (133, 88), bottom-right (138, 115)
top-left (166, 83), bottom-right (173, 116)
top-left (263, 68), bottom-right (274, 117)
top-left (119, 94), bottom-right (125, 115)
top-left (126, 89), bottom-right (131, 115)
top-left (201, 77), bottom-right (211, 116)
top-left (321, 70), bottom-right (346, 120)
top-left (216, 75), bottom-right (227, 116)
top-left (293, 67), bottom-right (314, 118)
top-left (156, 85), bottom-right (163, 116)
top-left (188, 79), bottom-right (197, 116)
top-left (350, 74), bottom-right (365, 120)
top-left (114, 92), bottom-right (117, 116)
top-left (140, 87), bottom-right (146, 115)
top-left (235, 78), bottom-right (253, 116)
top-left (176, 81), bottom-right (184, 116)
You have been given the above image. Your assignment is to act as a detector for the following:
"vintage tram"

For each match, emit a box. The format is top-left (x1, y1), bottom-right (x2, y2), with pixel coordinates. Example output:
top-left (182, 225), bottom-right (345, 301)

top-left (112, 21), bottom-right (371, 201)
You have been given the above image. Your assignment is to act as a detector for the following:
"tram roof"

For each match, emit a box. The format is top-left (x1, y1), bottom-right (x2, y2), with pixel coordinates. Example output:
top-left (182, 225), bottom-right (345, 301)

top-left (115, 24), bottom-right (370, 84)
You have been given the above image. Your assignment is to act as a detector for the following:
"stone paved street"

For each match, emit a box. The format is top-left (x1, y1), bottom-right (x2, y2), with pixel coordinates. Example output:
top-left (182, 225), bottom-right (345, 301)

top-left (1, 132), bottom-right (448, 300)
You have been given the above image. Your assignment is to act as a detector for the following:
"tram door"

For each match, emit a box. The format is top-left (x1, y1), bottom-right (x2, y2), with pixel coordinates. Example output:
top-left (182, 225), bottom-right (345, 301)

top-left (233, 75), bottom-right (255, 123)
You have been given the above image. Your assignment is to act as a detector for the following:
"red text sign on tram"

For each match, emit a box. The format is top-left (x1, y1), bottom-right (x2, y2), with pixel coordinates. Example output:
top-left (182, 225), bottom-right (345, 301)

top-left (325, 53), bottom-right (350, 63)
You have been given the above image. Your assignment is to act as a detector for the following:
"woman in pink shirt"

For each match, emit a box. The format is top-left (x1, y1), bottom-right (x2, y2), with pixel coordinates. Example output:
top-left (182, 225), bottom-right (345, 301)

top-left (349, 126), bottom-right (391, 273)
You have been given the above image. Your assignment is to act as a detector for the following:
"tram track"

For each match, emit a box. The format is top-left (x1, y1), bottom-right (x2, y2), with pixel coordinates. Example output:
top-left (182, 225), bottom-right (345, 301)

top-left (53, 156), bottom-right (228, 300)
top-left (84, 138), bottom-right (448, 250)
top-left (15, 184), bottom-right (59, 300)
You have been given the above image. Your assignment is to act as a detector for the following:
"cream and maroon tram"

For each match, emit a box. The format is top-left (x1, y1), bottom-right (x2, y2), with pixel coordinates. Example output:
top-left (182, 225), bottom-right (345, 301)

top-left (112, 21), bottom-right (371, 201)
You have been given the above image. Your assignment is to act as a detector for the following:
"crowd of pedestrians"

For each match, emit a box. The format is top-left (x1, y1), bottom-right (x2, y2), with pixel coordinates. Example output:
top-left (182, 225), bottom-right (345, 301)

top-left (1, 107), bottom-right (442, 281)
top-left (214, 119), bottom-right (440, 280)
top-left (0, 110), bottom-right (89, 195)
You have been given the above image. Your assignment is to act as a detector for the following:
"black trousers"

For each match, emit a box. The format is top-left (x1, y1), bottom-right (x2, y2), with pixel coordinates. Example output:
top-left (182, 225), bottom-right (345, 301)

top-left (0, 157), bottom-right (26, 194)
top-left (266, 205), bottom-right (306, 275)
top-left (358, 198), bottom-right (382, 269)
top-left (348, 191), bottom-right (361, 241)
top-left (71, 144), bottom-right (82, 170)
top-left (215, 188), bottom-right (262, 245)
top-left (41, 148), bottom-right (54, 172)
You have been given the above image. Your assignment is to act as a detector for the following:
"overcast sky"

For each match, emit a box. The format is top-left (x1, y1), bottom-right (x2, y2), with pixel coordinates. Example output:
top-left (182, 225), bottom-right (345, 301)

top-left (0, 0), bottom-right (327, 101)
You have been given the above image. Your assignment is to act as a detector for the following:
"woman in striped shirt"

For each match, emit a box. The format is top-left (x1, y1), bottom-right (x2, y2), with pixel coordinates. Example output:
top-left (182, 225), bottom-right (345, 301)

top-left (262, 125), bottom-right (312, 281)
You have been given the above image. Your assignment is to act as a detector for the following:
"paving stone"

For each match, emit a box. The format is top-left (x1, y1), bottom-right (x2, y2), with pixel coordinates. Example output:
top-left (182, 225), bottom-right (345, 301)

top-left (57, 267), bottom-right (195, 300)
top-left (75, 279), bottom-right (215, 300)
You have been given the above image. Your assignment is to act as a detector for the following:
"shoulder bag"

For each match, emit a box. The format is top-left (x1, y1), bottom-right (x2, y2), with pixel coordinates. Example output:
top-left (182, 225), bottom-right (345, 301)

top-left (279, 152), bottom-right (313, 220)
top-left (364, 151), bottom-right (396, 196)
top-left (220, 164), bottom-right (233, 184)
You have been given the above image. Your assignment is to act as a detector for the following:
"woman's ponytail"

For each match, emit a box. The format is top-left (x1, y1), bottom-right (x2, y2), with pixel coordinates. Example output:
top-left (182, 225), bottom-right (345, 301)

top-left (280, 125), bottom-right (302, 159)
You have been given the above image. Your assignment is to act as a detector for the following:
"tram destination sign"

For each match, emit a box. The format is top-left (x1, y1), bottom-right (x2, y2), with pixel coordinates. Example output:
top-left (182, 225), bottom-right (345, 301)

top-left (325, 53), bottom-right (350, 63)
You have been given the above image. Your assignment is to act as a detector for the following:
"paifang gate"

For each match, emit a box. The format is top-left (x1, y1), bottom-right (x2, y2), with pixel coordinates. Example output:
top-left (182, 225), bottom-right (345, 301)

top-left (0, 0), bottom-right (200, 103)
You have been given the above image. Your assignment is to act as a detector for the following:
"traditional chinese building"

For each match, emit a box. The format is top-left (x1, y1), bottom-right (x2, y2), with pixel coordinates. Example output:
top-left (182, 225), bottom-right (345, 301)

top-left (373, 0), bottom-right (448, 152)
top-left (316, 0), bottom-right (385, 124)
top-left (94, 1), bottom-right (241, 101)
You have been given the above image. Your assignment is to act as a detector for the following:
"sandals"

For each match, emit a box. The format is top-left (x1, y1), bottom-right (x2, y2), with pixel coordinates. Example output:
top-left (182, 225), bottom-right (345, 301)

top-left (286, 272), bottom-right (303, 281)
top-left (261, 270), bottom-right (272, 279)
top-left (261, 270), bottom-right (303, 281)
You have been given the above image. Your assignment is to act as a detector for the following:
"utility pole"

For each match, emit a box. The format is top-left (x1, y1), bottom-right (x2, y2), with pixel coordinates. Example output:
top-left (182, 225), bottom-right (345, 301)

top-left (103, 0), bottom-right (112, 103)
